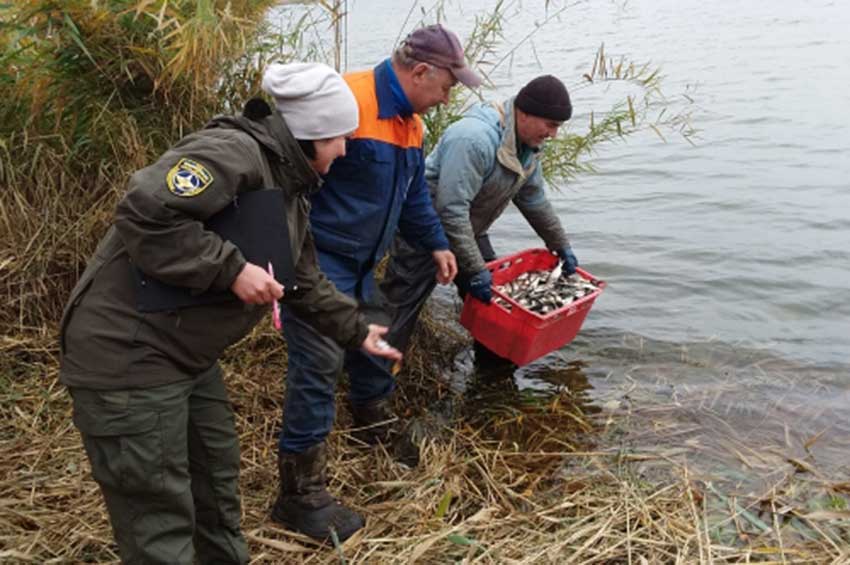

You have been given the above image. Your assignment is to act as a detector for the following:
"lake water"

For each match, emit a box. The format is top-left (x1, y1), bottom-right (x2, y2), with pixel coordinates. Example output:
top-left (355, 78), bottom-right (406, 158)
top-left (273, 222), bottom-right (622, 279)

top-left (273, 1), bottom-right (850, 483)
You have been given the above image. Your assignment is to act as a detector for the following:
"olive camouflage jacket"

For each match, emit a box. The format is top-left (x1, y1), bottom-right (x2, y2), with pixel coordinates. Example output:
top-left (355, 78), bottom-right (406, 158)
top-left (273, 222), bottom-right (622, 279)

top-left (59, 102), bottom-right (368, 389)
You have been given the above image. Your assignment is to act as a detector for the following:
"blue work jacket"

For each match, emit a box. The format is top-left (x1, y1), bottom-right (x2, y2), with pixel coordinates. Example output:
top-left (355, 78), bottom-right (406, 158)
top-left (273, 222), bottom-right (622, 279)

top-left (309, 60), bottom-right (449, 300)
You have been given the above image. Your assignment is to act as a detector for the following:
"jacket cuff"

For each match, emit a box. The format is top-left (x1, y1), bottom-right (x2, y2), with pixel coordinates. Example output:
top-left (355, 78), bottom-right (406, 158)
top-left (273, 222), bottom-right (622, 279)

top-left (211, 251), bottom-right (247, 293)
top-left (345, 317), bottom-right (370, 350)
top-left (458, 255), bottom-right (487, 279)
top-left (423, 230), bottom-right (450, 252)
top-left (546, 239), bottom-right (571, 253)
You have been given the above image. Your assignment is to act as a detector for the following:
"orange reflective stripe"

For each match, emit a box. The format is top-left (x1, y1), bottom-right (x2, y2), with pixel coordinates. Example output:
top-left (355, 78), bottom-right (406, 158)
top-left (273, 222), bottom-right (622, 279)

top-left (344, 69), bottom-right (424, 149)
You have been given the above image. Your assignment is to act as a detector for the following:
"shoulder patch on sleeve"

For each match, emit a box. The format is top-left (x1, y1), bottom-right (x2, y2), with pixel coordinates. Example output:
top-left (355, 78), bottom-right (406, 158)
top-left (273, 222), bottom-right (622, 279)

top-left (166, 158), bottom-right (214, 197)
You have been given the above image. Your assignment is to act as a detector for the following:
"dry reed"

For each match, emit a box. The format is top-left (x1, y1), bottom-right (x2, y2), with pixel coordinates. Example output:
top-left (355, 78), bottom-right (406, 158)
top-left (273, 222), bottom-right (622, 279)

top-left (1, 317), bottom-right (847, 563)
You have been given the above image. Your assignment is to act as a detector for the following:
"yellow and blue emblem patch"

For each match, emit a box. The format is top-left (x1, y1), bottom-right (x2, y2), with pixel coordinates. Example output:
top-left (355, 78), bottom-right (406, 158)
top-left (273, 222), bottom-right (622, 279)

top-left (166, 158), bottom-right (214, 197)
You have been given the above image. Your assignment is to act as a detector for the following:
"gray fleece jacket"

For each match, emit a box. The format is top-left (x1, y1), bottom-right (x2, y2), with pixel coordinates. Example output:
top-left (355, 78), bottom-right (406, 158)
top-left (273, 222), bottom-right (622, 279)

top-left (424, 97), bottom-right (570, 276)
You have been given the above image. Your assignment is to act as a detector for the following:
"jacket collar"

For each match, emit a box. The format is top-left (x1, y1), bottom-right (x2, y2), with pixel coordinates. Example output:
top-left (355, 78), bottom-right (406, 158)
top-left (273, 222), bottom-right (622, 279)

top-left (375, 59), bottom-right (414, 119)
top-left (264, 111), bottom-right (321, 194)
top-left (492, 97), bottom-right (537, 181)
top-left (206, 104), bottom-right (320, 195)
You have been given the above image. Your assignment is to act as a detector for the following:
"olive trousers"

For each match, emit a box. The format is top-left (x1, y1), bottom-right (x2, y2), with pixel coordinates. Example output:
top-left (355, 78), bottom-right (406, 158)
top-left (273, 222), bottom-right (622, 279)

top-left (69, 364), bottom-right (248, 565)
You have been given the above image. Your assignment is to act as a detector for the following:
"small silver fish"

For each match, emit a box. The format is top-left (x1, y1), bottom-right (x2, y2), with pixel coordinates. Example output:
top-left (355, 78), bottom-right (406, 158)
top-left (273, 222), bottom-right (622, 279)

top-left (547, 259), bottom-right (564, 284)
top-left (493, 266), bottom-right (600, 315)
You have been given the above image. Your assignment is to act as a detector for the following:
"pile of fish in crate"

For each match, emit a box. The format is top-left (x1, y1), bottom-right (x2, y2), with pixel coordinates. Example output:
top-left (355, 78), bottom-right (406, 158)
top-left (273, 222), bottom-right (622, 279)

top-left (494, 269), bottom-right (601, 315)
top-left (460, 248), bottom-right (605, 366)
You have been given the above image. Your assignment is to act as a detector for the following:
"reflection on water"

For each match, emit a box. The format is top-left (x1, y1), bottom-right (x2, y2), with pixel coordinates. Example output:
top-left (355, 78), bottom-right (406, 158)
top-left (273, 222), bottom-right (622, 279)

top-left (458, 360), bottom-right (600, 453)
top-left (441, 323), bottom-right (850, 495)
top-left (596, 338), bottom-right (850, 489)
top-left (421, 329), bottom-right (850, 544)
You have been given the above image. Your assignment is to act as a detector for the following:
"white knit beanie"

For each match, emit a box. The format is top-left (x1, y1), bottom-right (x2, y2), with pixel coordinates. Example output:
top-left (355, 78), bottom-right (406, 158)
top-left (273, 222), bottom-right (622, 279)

top-left (261, 62), bottom-right (359, 140)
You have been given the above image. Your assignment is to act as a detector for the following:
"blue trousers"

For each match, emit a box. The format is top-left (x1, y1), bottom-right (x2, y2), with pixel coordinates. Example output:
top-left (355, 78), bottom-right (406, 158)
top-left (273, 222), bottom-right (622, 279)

top-left (277, 232), bottom-right (501, 455)
top-left (278, 306), bottom-right (395, 454)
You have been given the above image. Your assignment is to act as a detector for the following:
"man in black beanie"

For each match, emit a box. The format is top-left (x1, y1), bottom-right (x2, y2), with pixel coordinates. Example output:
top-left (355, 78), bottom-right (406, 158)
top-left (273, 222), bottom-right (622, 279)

top-left (368, 74), bottom-right (580, 371)
top-left (516, 75), bottom-right (573, 118)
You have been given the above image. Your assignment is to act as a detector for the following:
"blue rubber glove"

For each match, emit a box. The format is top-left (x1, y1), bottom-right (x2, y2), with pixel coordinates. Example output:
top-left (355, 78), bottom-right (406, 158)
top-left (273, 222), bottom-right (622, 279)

top-left (556, 246), bottom-right (579, 276)
top-left (467, 269), bottom-right (493, 304)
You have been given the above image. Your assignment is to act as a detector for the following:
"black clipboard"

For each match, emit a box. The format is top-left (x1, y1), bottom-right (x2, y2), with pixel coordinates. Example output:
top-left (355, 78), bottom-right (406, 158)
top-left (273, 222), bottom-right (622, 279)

top-left (134, 188), bottom-right (297, 312)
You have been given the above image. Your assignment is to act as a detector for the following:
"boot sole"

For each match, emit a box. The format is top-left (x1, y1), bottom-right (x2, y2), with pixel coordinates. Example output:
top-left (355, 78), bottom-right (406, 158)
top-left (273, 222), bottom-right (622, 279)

top-left (270, 505), bottom-right (364, 542)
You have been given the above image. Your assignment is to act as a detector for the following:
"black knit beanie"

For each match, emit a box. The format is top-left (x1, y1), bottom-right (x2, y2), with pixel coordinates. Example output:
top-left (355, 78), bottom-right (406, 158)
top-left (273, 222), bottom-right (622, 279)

top-left (515, 75), bottom-right (572, 121)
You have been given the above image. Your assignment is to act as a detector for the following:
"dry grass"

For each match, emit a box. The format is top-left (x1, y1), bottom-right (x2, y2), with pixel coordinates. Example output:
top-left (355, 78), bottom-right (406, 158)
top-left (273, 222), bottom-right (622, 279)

top-left (2, 318), bottom-right (848, 564)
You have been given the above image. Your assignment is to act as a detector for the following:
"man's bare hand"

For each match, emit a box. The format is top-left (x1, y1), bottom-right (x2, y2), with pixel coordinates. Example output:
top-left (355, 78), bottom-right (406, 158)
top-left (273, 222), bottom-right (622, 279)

top-left (361, 324), bottom-right (403, 361)
top-left (432, 249), bottom-right (457, 285)
top-left (230, 262), bottom-right (284, 305)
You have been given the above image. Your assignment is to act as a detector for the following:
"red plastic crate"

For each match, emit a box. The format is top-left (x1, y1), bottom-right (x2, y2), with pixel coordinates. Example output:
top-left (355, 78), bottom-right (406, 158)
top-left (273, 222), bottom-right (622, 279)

top-left (459, 248), bottom-right (605, 365)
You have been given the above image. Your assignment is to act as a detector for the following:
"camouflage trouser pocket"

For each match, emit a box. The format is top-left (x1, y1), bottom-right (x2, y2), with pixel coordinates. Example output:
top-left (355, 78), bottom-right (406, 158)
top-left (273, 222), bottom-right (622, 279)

top-left (71, 390), bottom-right (165, 495)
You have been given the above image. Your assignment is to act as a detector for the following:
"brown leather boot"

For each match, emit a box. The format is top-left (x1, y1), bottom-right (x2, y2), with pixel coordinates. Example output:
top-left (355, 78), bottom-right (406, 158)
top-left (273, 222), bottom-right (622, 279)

top-left (349, 397), bottom-right (420, 467)
top-left (270, 443), bottom-right (364, 542)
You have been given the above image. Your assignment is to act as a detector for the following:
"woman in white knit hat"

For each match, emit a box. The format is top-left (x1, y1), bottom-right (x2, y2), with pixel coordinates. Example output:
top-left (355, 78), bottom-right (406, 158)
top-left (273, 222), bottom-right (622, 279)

top-left (262, 61), bottom-right (359, 175)
top-left (58, 62), bottom-right (401, 564)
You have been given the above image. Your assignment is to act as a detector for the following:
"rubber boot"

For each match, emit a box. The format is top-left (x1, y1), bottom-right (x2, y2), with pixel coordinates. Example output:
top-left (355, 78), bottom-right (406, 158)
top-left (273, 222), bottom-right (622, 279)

top-left (473, 340), bottom-right (515, 374)
top-left (270, 443), bottom-right (364, 542)
top-left (349, 396), bottom-right (396, 446)
top-left (349, 397), bottom-right (420, 467)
